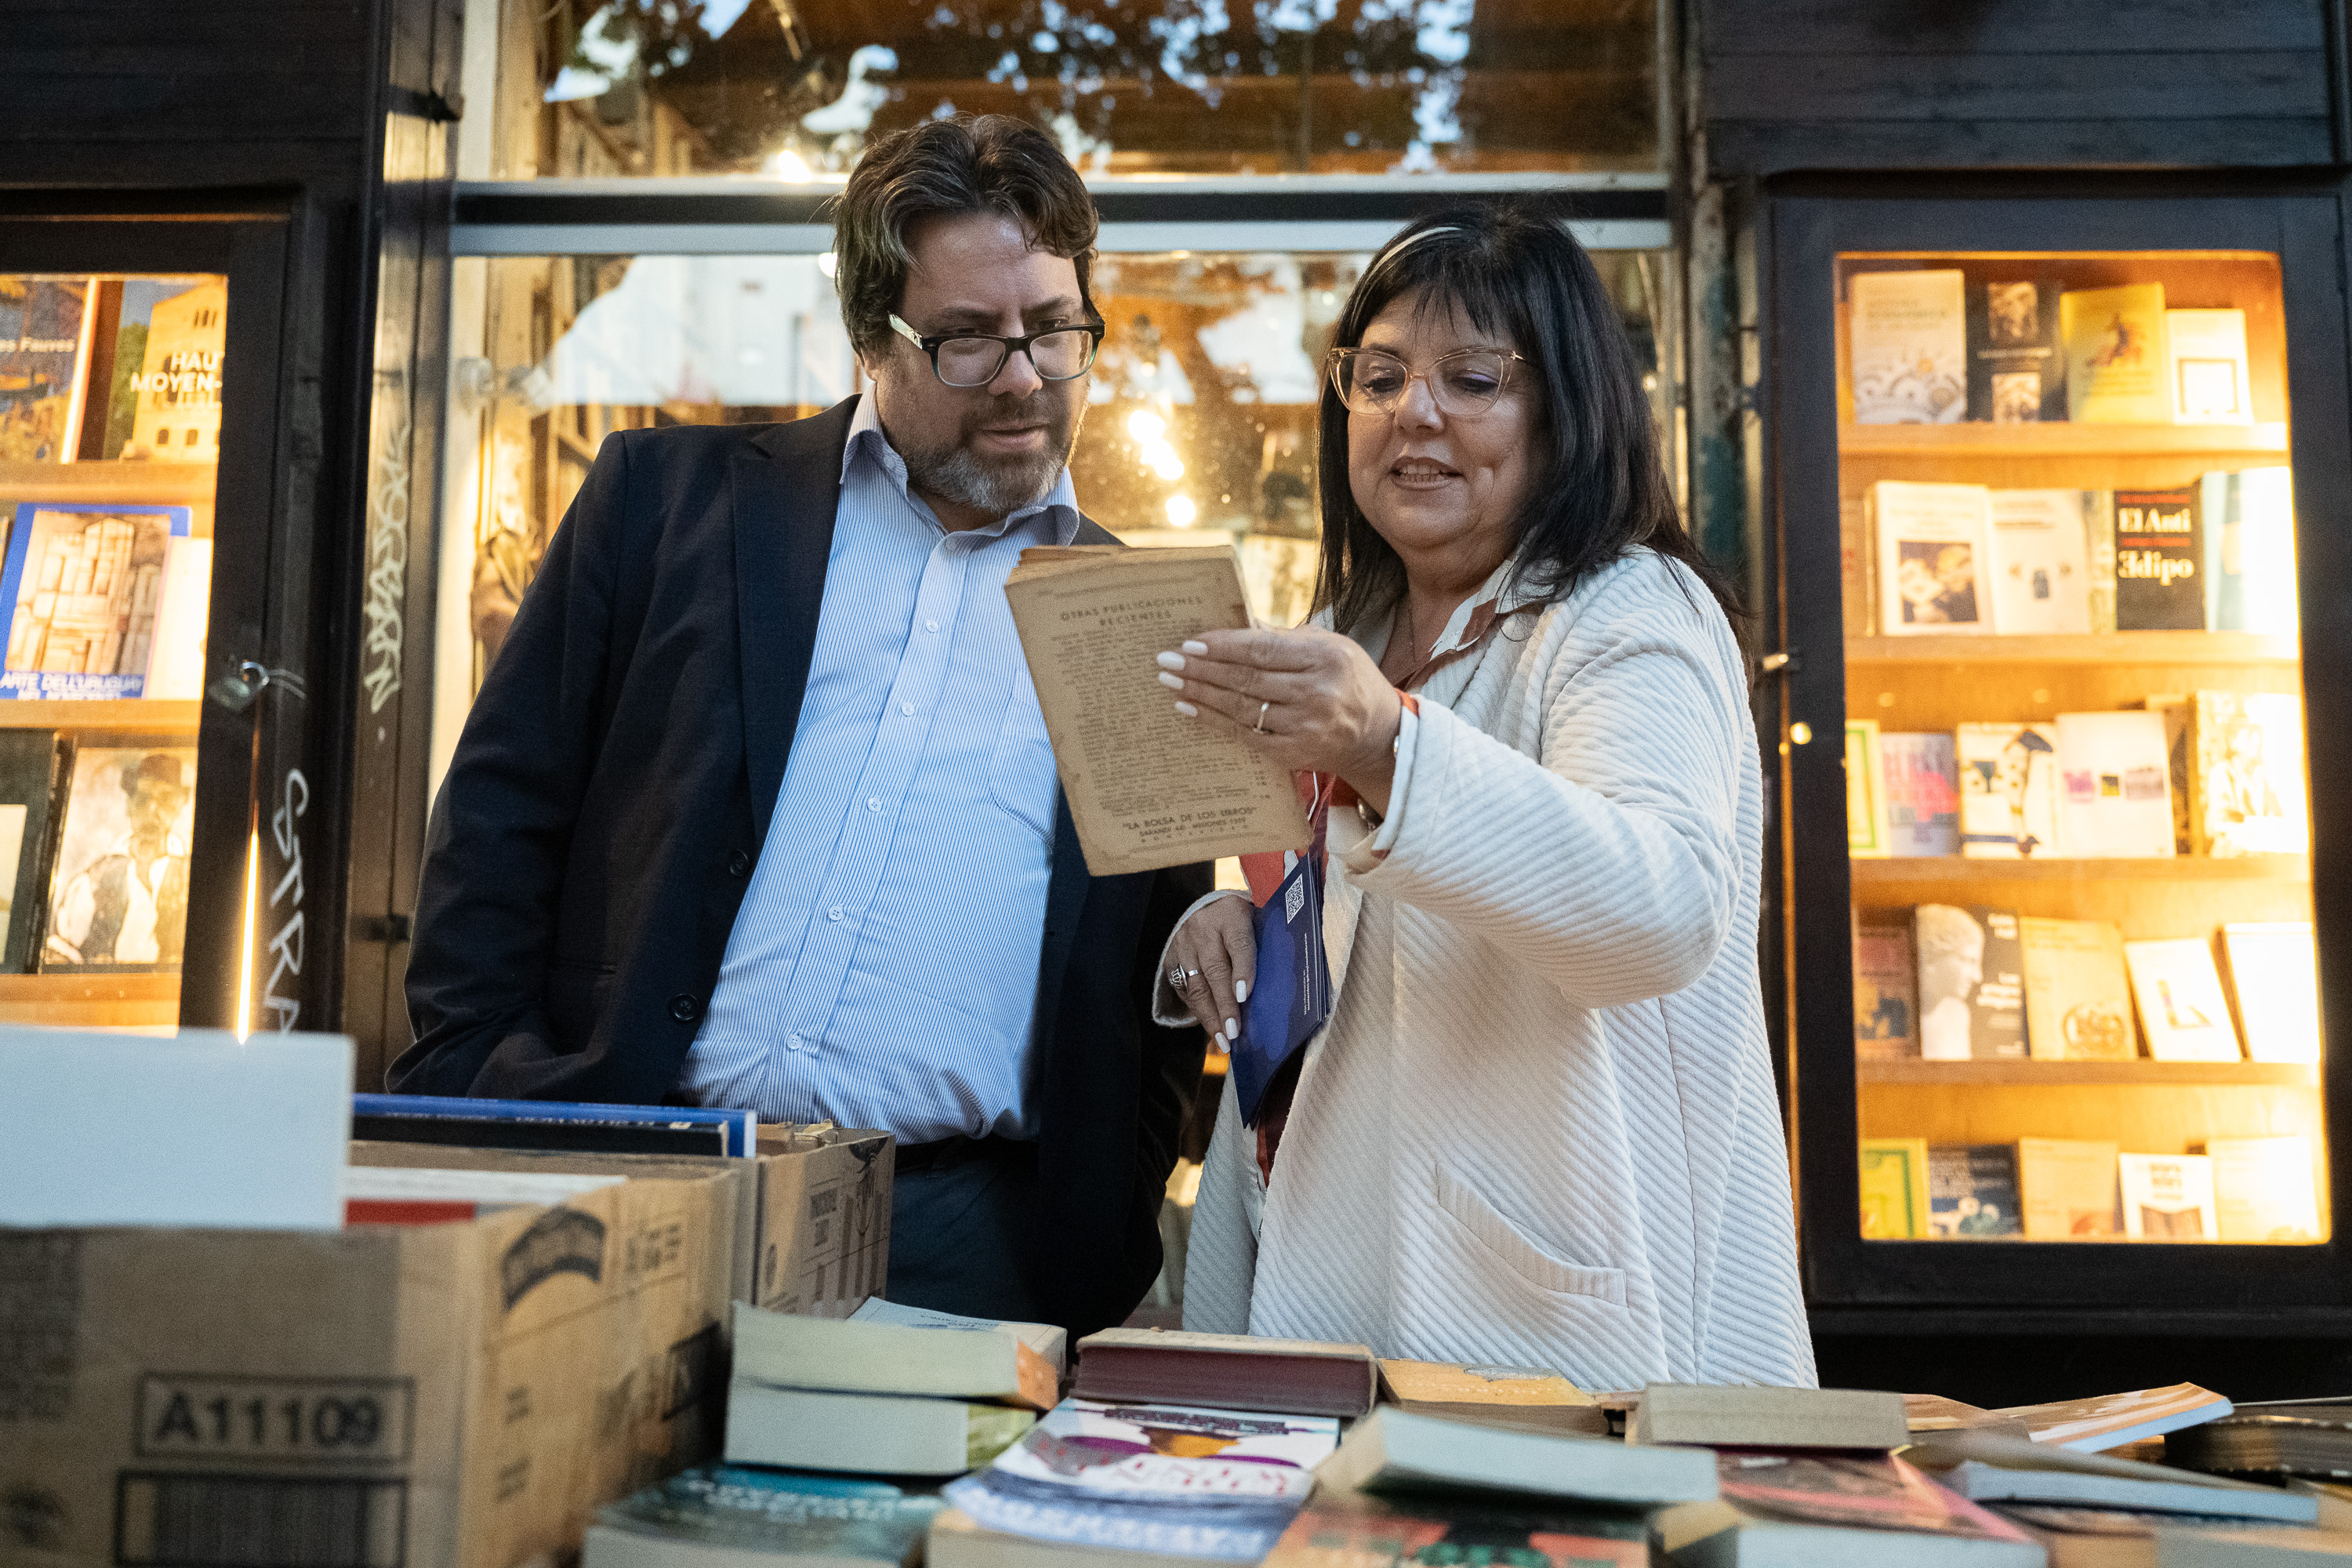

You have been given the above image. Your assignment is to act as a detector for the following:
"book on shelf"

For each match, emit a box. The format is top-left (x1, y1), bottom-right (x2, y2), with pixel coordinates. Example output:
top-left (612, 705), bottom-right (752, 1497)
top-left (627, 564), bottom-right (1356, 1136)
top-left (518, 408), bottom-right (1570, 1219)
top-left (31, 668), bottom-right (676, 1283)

top-left (733, 1300), bottom-right (1057, 1412)
top-left (2085, 489), bottom-right (2118, 633)
top-left (1906, 1427), bottom-right (2315, 1522)
top-left (2141, 695), bottom-right (2194, 856)
top-left (1631, 1385), bottom-right (1908, 1451)
top-left (1956, 723), bottom-right (2061, 860)
top-left (1986, 489), bottom-right (2092, 634)
top-left (2113, 486), bottom-right (2204, 631)
top-left (2167, 308), bottom-right (2254, 424)
top-left (2020, 916), bottom-right (2136, 1062)
top-left (1657, 1452), bottom-right (2041, 1568)
top-left (141, 535), bottom-right (211, 701)
top-left (1880, 731), bottom-right (1961, 857)
top-left (1004, 546), bottom-right (1305, 877)
top-left (1853, 919), bottom-right (1918, 1060)
top-left (1860, 1138), bottom-right (1930, 1239)
top-left (38, 736), bottom-right (194, 974)
top-left (2201, 466), bottom-right (2297, 636)
top-left (2219, 923), bottom-right (2321, 1065)
top-left (349, 1092), bottom-right (758, 1158)
top-left (1073, 1328), bottom-right (1377, 1419)
top-left (0, 729), bottom-right (65, 974)
top-left (1928, 1144), bottom-right (2025, 1239)
top-left (0, 502), bottom-right (194, 699)
top-left (1840, 491), bottom-right (1873, 636)
top-left (1317, 1406), bottom-right (1717, 1507)
top-left (725, 1385), bottom-right (1036, 1476)
top-left (2190, 690), bottom-right (2308, 857)
top-left (935, 1398), bottom-right (1336, 1567)
top-left (583, 1466), bottom-right (945, 1568)
top-left (851, 1296), bottom-right (1069, 1376)
top-left (1969, 275), bottom-right (2066, 424)
top-left (1375, 1358), bottom-right (1606, 1435)
top-left (1873, 481), bottom-right (1991, 635)
top-left (1260, 1489), bottom-right (1650, 1568)
top-left (1849, 268), bottom-right (1968, 425)
top-left (2118, 1152), bottom-right (2217, 1240)
top-left (2201, 1135), bottom-right (2321, 1243)
top-left (2123, 938), bottom-right (2244, 1063)
top-left (1846, 718), bottom-right (1890, 857)
top-left (2016, 1137), bottom-right (2121, 1240)
top-left (1914, 904), bottom-right (2026, 1062)
top-left (2055, 711), bottom-right (2176, 859)
top-left (1991, 1382), bottom-right (2231, 1452)
top-left (0, 276), bottom-right (96, 464)
top-left (2062, 283), bottom-right (2172, 424)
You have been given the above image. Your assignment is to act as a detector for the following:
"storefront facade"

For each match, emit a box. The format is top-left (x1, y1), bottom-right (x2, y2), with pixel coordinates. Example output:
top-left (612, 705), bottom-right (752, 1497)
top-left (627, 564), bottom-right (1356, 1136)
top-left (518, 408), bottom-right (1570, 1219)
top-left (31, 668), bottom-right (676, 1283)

top-left (9, 0), bottom-right (2352, 1395)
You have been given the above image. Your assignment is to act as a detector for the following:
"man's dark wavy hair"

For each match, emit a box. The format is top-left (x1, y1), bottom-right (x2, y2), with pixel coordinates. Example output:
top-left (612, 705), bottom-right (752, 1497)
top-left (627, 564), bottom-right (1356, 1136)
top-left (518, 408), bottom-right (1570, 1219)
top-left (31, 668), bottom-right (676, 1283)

top-left (831, 113), bottom-right (1098, 361)
top-left (1314, 201), bottom-right (1740, 634)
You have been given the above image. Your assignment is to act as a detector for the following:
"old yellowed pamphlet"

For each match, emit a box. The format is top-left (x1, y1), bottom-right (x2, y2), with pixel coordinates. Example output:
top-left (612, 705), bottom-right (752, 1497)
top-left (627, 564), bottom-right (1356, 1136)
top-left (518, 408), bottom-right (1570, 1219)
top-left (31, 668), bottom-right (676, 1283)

top-left (1005, 544), bottom-right (1308, 875)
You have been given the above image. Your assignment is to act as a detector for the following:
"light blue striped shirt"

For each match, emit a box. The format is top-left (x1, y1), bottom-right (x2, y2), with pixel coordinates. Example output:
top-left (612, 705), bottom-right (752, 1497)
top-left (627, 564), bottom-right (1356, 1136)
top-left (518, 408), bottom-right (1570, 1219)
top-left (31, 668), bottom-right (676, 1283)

top-left (677, 395), bottom-right (1080, 1142)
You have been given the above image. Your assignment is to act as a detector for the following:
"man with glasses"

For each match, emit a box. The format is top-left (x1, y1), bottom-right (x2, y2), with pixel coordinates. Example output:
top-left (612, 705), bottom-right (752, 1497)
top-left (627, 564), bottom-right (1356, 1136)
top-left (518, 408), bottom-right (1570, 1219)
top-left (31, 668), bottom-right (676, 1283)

top-left (399, 114), bottom-right (1211, 1338)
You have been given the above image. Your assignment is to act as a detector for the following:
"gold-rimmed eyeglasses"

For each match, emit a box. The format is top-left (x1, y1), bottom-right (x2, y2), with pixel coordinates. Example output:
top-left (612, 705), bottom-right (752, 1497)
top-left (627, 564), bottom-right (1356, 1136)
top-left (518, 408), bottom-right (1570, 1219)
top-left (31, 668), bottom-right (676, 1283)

top-left (888, 313), bottom-right (1105, 388)
top-left (1326, 345), bottom-right (1529, 417)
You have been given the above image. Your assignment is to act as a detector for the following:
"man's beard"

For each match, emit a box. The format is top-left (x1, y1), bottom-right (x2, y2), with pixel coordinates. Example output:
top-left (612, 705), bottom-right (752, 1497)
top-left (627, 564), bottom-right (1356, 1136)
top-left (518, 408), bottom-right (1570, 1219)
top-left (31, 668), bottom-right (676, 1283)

top-left (900, 394), bottom-right (1082, 517)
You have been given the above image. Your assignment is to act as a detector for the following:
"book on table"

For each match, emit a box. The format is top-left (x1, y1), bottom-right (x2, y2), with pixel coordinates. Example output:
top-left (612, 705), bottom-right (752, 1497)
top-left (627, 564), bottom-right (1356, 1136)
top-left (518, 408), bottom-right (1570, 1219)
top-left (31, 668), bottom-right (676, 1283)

top-left (849, 1295), bottom-right (1068, 1376)
top-left (1631, 1384), bottom-right (1909, 1451)
top-left (1259, 1486), bottom-right (1652, 1567)
top-left (724, 1385), bottom-right (1035, 1477)
top-left (583, 1466), bottom-right (945, 1568)
top-left (1315, 1406), bottom-right (1718, 1508)
top-left (1072, 1327), bottom-right (1377, 1418)
top-left (340, 1163), bottom-right (624, 1225)
top-left (1003, 545), bottom-right (1306, 877)
top-left (1989, 1383), bottom-right (2232, 1452)
top-left (734, 1301), bottom-right (1058, 1411)
top-left (1375, 1357), bottom-right (1607, 1435)
top-left (1905, 1428), bottom-right (2315, 1523)
top-left (1655, 1451), bottom-right (2042, 1568)
top-left (2168, 1399), bottom-right (2352, 1479)
top-left (349, 1091), bottom-right (757, 1158)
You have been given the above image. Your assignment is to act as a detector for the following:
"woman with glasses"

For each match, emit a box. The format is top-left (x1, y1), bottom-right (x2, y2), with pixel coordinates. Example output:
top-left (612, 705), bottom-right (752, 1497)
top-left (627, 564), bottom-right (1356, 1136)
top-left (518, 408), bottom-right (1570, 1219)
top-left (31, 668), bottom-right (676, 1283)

top-left (1152, 204), bottom-right (1814, 1388)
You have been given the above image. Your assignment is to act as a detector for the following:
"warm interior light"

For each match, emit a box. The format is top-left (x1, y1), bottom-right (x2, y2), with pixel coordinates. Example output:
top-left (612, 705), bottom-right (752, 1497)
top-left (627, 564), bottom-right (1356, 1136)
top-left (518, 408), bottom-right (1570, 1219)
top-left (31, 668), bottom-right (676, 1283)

top-left (1125, 410), bottom-right (1166, 442)
top-left (767, 148), bottom-right (814, 181)
top-left (1164, 495), bottom-right (1197, 526)
top-left (235, 828), bottom-right (259, 1041)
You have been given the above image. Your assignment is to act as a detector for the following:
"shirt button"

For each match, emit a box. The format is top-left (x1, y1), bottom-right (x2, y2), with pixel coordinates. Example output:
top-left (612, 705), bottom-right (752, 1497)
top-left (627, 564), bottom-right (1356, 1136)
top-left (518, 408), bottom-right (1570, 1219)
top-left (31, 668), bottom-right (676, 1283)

top-left (827, 905), bottom-right (844, 922)
top-left (668, 993), bottom-right (701, 1023)
top-left (924, 619), bottom-right (940, 633)
top-left (866, 797), bottom-right (882, 812)
top-left (727, 850), bottom-right (752, 877)
top-left (900, 702), bottom-right (916, 717)
top-left (787, 1032), bottom-right (804, 1052)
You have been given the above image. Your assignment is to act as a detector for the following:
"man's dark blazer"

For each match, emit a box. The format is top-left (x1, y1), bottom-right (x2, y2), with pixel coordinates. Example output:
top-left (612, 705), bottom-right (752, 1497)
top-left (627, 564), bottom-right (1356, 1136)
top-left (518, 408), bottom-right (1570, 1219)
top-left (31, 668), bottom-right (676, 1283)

top-left (394, 397), bottom-right (1210, 1338)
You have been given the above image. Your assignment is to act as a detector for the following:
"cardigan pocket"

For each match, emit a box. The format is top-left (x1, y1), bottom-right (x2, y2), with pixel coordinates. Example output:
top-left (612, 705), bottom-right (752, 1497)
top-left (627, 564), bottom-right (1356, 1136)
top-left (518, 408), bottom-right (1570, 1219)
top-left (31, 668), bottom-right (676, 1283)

top-left (1433, 1162), bottom-right (1628, 1306)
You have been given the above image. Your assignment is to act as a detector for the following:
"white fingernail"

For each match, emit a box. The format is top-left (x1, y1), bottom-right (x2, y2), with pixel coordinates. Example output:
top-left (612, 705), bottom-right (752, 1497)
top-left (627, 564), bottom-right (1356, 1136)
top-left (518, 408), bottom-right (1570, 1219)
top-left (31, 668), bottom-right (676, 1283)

top-left (1182, 640), bottom-right (1209, 655)
top-left (1210, 1035), bottom-right (1230, 1055)
top-left (1174, 701), bottom-right (1198, 717)
top-left (1235, 979), bottom-right (1249, 1003)
top-left (1157, 671), bottom-right (1184, 690)
top-left (1225, 1018), bottom-right (1240, 1042)
top-left (1155, 651), bottom-right (1185, 670)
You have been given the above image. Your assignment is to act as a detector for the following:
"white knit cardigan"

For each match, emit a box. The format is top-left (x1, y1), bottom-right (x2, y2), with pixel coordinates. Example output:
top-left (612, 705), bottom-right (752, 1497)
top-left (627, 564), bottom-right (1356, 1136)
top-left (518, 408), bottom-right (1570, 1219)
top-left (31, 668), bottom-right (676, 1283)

top-left (1180, 547), bottom-right (1817, 1390)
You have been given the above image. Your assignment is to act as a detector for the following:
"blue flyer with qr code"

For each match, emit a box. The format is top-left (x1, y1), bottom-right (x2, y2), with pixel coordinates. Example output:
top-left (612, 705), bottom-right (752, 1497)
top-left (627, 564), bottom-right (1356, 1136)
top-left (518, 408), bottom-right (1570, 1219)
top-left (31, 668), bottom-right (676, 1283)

top-left (1233, 849), bottom-right (1332, 1128)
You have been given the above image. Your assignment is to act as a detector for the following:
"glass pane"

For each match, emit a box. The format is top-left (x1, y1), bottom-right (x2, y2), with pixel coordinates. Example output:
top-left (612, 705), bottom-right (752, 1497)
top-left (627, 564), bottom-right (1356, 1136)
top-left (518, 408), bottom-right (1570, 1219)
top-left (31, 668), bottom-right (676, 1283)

top-left (1833, 251), bottom-right (2327, 1246)
top-left (467, 0), bottom-right (1659, 180)
top-left (437, 245), bottom-right (1665, 713)
top-left (0, 274), bottom-right (222, 1031)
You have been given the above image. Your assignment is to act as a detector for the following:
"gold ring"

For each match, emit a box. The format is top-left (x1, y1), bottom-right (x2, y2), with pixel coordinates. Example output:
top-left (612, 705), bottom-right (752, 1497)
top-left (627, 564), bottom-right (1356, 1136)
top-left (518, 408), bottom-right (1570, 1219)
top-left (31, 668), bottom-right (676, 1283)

top-left (1254, 700), bottom-right (1270, 733)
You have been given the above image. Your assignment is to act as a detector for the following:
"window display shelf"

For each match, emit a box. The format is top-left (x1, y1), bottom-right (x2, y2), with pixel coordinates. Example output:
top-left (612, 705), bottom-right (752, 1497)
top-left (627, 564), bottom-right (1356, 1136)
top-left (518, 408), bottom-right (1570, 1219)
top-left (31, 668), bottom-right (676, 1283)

top-left (1851, 855), bottom-right (2307, 885)
top-left (0, 460), bottom-right (218, 505)
top-left (1859, 1058), bottom-right (2318, 1087)
top-left (1846, 633), bottom-right (2299, 666)
top-left (1838, 423), bottom-right (2288, 459)
top-left (0, 700), bottom-right (201, 731)
top-left (0, 972), bottom-right (178, 1029)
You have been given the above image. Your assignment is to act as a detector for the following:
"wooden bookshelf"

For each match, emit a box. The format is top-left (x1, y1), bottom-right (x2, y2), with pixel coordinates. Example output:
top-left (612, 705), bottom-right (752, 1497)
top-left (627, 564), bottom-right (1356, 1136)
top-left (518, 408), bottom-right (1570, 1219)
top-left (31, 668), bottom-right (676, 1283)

top-left (1846, 633), bottom-right (2299, 666)
top-left (0, 700), bottom-right (202, 731)
top-left (1838, 423), bottom-right (2288, 459)
top-left (1852, 855), bottom-right (2307, 886)
top-left (0, 460), bottom-right (218, 506)
top-left (1860, 1058), bottom-right (2318, 1087)
top-left (0, 972), bottom-right (178, 1029)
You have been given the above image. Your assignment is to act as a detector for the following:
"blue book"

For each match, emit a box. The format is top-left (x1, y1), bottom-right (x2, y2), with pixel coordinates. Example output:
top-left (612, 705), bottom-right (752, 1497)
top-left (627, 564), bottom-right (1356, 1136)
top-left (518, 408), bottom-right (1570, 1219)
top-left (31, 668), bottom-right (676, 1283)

top-left (585, 1466), bottom-right (942, 1566)
top-left (0, 502), bottom-right (194, 699)
top-left (1232, 852), bottom-right (1331, 1128)
top-left (351, 1093), bottom-right (757, 1158)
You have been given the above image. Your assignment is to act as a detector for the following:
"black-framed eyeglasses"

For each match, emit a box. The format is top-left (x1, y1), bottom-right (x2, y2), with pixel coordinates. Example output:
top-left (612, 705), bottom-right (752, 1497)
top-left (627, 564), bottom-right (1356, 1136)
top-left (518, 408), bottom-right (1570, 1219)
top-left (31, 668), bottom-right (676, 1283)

top-left (888, 313), bottom-right (1105, 388)
top-left (1327, 345), bottom-right (1529, 417)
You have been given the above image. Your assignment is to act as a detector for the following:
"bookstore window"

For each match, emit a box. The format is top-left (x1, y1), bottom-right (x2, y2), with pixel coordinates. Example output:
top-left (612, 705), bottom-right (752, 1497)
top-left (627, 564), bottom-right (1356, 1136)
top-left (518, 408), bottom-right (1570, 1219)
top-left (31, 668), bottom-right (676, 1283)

top-left (0, 274), bottom-right (220, 1032)
top-left (1836, 252), bottom-right (2326, 1247)
top-left (464, 0), bottom-right (1661, 181)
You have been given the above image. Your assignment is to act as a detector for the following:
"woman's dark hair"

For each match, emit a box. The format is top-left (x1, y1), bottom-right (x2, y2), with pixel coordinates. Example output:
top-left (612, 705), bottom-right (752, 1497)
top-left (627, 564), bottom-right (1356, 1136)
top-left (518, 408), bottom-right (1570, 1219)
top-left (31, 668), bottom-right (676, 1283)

top-left (831, 114), bottom-right (1098, 360)
top-left (1315, 201), bottom-right (1740, 633)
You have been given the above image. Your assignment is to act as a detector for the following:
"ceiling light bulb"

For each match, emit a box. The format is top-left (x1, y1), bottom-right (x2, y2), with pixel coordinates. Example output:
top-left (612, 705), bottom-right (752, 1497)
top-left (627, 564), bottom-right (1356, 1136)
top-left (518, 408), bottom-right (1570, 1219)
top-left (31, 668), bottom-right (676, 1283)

top-left (1165, 495), bottom-right (1197, 526)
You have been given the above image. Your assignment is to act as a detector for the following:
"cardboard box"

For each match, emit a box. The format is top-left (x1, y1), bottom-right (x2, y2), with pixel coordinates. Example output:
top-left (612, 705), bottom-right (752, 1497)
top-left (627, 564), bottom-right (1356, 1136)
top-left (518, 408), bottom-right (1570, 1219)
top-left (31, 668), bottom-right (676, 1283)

top-left (0, 1169), bottom-right (734, 1568)
top-left (350, 1122), bottom-right (895, 1316)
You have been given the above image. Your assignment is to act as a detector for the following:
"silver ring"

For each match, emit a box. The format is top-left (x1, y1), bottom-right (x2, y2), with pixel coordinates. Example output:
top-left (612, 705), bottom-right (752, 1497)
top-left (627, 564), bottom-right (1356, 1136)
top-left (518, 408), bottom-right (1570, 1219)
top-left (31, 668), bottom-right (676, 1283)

top-left (1168, 967), bottom-right (1198, 989)
top-left (1254, 700), bottom-right (1270, 733)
